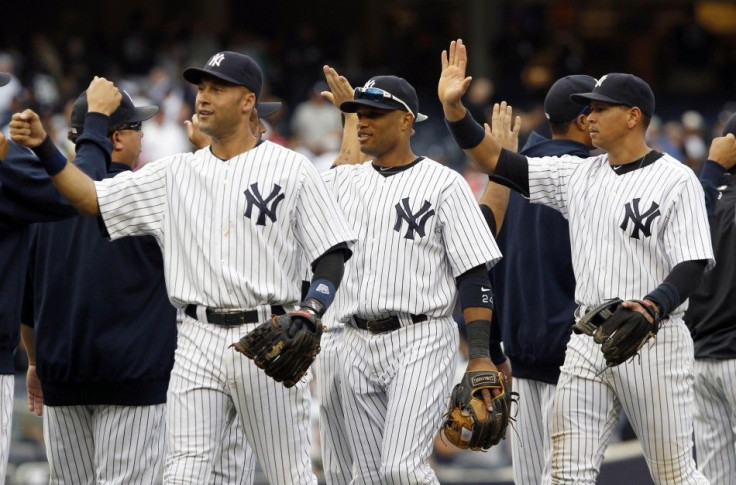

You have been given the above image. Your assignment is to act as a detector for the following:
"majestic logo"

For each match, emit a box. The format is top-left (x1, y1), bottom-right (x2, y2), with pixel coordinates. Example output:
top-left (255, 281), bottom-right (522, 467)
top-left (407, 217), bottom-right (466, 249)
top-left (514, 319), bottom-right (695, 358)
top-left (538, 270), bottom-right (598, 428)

top-left (244, 183), bottom-right (285, 226)
top-left (364, 79), bottom-right (376, 89)
top-left (394, 198), bottom-right (435, 239)
top-left (595, 74), bottom-right (608, 88)
top-left (208, 53), bottom-right (225, 67)
top-left (620, 198), bottom-right (661, 239)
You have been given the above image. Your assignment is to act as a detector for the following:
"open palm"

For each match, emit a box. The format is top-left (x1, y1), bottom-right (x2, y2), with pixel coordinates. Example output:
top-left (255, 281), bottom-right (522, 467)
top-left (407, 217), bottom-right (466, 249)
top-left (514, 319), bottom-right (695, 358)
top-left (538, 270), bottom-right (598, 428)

top-left (438, 39), bottom-right (472, 106)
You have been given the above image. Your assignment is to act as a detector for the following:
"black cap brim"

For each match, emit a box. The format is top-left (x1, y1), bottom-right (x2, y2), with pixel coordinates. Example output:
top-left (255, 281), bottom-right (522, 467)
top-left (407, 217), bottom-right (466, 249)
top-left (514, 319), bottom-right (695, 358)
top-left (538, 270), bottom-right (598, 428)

top-left (183, 67), bottom-right (245, 88)
top-left (0, 73), bottom-right (10, 87)
top-left (129, 106), bottom-right (159, 123)
top-left (570, 92), bottom-right (624, 106)
top-left (256, 102), bottom-right (281, 119)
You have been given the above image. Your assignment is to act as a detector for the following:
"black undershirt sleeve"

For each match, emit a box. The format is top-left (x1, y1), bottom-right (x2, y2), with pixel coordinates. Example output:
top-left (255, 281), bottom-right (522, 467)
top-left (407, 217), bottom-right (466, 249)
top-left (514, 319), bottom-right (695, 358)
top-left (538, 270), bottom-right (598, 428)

top-left (455, 264), bottom-right (489, 286)
top-left (491, 149), bottom-right (530, 197)
top-left (479, 204), bottom-right (497, 237)
top-left (311, 244), bottom-right (350, 289)
top-left (664, 260), bottom-right (707, 301)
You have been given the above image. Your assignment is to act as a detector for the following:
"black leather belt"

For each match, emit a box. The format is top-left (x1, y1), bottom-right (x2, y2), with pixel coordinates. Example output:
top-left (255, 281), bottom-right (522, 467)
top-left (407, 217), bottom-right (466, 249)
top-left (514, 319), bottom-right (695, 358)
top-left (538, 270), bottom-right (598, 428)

top-left (185, 304), bottom-right (284, 327)
top-left (353, 314), bottom-right (427, 334)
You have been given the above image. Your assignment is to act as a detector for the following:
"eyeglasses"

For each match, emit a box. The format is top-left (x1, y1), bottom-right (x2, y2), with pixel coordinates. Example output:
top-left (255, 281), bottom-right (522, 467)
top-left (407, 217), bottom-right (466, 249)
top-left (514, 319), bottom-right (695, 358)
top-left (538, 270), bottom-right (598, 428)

top-left (354, 87), bottom-right (417, 119)
top-left (109, 121), bottom-right (142, 134)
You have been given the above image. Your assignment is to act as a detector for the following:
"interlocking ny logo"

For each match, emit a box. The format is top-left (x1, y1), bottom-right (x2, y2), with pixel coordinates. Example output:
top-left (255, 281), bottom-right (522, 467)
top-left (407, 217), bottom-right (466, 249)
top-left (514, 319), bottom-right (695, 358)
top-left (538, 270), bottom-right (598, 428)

top-left (208, 53), bottom-right (225, 67)
top-left (394, 197), bottom-right (435, 239)
top-left (620, 198), bottom-right (661, 239)
top-left (595, 74), bottom-right (608, 88)
top-left (244, 183), bottom-right (285, 226)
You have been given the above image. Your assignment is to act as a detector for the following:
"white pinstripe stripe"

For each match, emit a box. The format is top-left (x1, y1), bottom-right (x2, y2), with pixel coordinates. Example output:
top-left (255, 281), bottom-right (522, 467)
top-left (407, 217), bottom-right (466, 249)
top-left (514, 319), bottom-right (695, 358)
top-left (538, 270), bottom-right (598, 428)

top-left (341, 318), bottom-right (458, 484)
top-left (546, 319), bottom-right (707, 485)
top-left (0, 375), bottom-right (12, 483)
top-left (164, 316), bottom-right (316, 485)
top-left (693, 358), bottom-right (736, 485)
top-left (314, 329), bottom-right (353, 485)
top-left (209, 410), bottom-right (254, 485)
top-left (511, 378), bottom-right (555, 485)
top-left (43, 404), bottom-right (165, 485)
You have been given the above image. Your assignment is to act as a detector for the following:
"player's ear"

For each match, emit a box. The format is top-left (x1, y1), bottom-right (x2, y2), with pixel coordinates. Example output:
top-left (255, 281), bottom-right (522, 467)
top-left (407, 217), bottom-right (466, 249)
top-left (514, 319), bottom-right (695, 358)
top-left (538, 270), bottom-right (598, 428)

top-left (627, 107), bottom-right (641, 129)
top-left (241, 90), bottom-right (256, 114)
top-left (575, 114), bottom-right (588, 131)
top-left (110, 131), bottom-right (124, 150)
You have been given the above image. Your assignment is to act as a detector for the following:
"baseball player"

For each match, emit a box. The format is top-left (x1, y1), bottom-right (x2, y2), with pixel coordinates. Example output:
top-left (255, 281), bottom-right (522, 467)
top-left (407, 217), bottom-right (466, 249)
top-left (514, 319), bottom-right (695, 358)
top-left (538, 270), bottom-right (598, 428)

top-left (12, 52), bottom-right (355, 485)
top-left (0, 71), bottom-right (89, 482)
top-left (479, 75), bottom-right (596, 485)
top-left (320, 70), bottom-right (502, 484)
top-left (13, 80), bottom-right (176, 484)
top-left (440, 39), bottom-right (715, 484)
top-left (684, 116), bottom-right (736, 485)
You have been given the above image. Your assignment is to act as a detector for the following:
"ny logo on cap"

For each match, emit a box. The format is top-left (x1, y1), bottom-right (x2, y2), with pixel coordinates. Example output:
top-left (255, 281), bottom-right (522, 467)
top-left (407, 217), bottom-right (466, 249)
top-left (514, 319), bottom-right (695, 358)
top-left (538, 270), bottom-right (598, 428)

top-left (208, 53), bottom-right (226, 67)
top-left (364, 79), bottom-right (376, 89)
top-left (595, 75), bottom-right (608, 88)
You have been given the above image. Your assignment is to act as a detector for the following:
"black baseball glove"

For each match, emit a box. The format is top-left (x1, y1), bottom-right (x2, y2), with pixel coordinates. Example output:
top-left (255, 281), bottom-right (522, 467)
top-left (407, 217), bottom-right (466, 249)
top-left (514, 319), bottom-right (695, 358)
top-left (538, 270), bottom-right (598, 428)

top-left (572, 298), bottom-right (660, 366)
top-left (231, 300), bottom-right (324, 388)
top-left (442, 370), bottom-right (515, 451)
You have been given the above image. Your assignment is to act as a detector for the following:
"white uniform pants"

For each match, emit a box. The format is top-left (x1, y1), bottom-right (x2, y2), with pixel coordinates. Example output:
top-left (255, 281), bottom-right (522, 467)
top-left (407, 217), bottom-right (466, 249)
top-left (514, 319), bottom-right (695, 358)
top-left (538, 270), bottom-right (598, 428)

top-left (163, 315), bottom-right (316, 485)
top-left (341, 317), bottom-right (458, 485)
top-left (511, 377), bottom-right (556, 485)
top-left (0, 374), bottom-right (12, 484)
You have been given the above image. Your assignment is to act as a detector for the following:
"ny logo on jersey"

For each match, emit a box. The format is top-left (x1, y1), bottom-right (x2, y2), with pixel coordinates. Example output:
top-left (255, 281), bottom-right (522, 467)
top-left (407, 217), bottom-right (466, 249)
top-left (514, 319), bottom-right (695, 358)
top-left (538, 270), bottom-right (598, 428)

top-left (620, 198), bottom-right (661, 239)
top-left (208, 53), bottom-right (225, 67)
top-left (244, 183), bottom-right (285, 226)
top-left (394, 198), bottom-right (435, 239)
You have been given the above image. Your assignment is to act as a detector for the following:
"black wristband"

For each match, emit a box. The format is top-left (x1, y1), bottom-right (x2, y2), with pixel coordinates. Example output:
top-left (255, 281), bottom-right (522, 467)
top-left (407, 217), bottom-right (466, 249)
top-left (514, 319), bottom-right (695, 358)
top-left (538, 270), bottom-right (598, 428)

top-left (466, 319), bottom-right (492, 360)
top-left (445, 110), bottom-right (485, 149)
top-left (645, 282), bottom-right (680, 318)
top-left (31, 136), bottom-right (67, 176)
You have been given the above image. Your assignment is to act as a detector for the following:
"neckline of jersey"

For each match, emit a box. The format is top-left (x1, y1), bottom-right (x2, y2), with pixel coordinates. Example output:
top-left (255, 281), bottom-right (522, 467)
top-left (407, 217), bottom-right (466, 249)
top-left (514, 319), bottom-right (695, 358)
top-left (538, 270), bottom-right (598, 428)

top-left (208, 139), bottom-right (265, 162)
top-left (371, 156), bottom-right (425, 177)
top-left (609, 150), bottom-right (662, 176)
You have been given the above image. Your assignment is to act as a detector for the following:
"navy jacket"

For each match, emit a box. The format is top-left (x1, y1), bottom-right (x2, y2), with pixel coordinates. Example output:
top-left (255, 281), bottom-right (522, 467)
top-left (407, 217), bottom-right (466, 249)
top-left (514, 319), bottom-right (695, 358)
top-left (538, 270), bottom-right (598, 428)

top-left (489, 132), bottom-right (588, 384)
top-left (685, 162), bottom-right (736, 359)
top-left (22, 115), bottom-right (176, 406)
top-left (0, 142), bottom-right (82, 374)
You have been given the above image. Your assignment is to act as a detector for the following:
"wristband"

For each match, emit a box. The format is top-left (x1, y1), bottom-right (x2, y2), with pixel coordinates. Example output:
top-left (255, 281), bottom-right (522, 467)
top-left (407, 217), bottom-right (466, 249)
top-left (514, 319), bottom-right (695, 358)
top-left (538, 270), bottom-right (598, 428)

top-left (644, 282), bottom-right (679, 318)
top-left (445, 110), bottom-right (485, 149)
top-left (466, 319), bottom-right (492, 360)
top-left (304, 278), bottom-right (335, 315)
top-left (32, 136), bottom-right (67, 176)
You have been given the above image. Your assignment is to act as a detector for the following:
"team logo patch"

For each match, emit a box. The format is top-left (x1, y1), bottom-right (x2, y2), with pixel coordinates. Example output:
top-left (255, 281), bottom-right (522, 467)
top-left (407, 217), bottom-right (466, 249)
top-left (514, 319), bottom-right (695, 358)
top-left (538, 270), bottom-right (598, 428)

top-left (620, 198), bottom-right (660, 239)
top-left (316, 284), bottom-right (330, 295)
top-left (595, 74), bottom-right (608, 88)
top-left (244, 183), bottom-right (285, 226)
top-left (394, 197), bottom-right (435, 239)
top-left (208, 53), bottom-right (225, 67)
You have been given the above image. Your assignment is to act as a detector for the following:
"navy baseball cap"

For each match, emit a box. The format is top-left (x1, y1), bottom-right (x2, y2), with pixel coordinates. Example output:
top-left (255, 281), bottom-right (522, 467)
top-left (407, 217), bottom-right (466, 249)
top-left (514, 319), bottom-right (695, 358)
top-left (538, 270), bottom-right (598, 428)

top-left (0, 73), bottom-right (10, 87)
top-left (340, 75), bottom-right (428, 122)
top-left (256, 101), bottom-right (281, 118)
top-left (571, 73), bottom-right (655, 117)
top-left (183, 51), bottom-right (263, 98)
top-left (545, 75), bottom-right (597, 122)
top-left (70, 89), bottom-right (158, 133)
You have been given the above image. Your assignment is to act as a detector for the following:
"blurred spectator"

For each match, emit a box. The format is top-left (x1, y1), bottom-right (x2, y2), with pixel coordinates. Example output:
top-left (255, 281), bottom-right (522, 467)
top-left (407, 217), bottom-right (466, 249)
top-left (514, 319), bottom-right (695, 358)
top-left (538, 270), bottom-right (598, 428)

top-left (0, 53), bottom-right (23, 126)
top-left (290, 81), bottom-right (342, 160)
top-left (140, 109), bottom-right (190, 167)
top-left (681, 110), bottom-right (708, 173)
top-left (465, 76), bottom-right (495, 124)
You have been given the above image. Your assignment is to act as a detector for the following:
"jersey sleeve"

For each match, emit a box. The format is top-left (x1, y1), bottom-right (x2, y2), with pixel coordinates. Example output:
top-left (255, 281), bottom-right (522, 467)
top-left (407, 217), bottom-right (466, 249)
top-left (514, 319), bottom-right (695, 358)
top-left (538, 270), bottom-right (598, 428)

top-left (527, 154), bottom-right (585, 217)
top-left (663, 172), bottom-right (715, 270)
top-left (439, 173), bottom-right (502, 277)
top-left (293, 161), bottom-right (356, 264)
top-left (95, 157), bottom-right (172, 240)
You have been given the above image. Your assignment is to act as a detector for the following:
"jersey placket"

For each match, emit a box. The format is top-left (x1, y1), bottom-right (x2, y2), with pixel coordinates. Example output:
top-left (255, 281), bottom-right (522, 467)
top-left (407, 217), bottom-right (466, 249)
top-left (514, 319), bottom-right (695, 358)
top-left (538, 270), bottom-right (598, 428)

top-left (217, 161), bottom-right (238, 306)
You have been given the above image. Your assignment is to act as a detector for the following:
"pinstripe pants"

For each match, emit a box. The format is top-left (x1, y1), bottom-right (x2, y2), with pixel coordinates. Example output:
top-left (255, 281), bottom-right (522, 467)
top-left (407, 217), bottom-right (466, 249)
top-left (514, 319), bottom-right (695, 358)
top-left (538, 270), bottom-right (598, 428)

top-left (164, 316), bottom-right (317, 485)
top-left (693, 358), bottom-right (736, 485)
top-left (210, 409), bottom-right (255, 485)
top-left (511, 378), bottom-right (556, 485)
top-left (341, 317), bottom-right (458, 485)
top-left (43, 403), bottom-right (166, 485)
top-left (314, 328), bottom-right (353, 485)
top-left (0, 374), bottom-right (12, 484)
top-left (546, 319), bottom-right (708, 485)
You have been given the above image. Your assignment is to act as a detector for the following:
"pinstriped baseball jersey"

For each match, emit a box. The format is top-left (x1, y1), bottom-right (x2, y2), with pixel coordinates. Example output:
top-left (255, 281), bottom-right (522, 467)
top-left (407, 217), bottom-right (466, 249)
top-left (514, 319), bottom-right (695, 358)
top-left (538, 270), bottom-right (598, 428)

top-left (94, 141), bottom-right (355, 309)
top-left (322, 158), bottom-right (501, 322)
top-left (528, 152), bottom-right (714, 310)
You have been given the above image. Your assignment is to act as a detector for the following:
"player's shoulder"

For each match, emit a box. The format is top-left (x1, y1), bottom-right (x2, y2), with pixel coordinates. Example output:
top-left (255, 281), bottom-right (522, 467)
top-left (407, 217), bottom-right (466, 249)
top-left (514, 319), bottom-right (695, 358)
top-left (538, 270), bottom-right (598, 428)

top-left (417, 157), bottom-right (464, 183)
top-left (255, 140), bottom-right (312, 165)
top-left (654, 152), bottom-right (697, 178)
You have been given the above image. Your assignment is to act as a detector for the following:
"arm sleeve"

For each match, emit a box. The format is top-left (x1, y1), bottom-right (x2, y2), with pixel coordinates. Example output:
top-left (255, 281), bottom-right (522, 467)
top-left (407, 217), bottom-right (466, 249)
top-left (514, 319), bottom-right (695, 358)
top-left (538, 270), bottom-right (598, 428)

top-left (294, 161), bottom-right (356, 264)
top-left (95, 157), bottom-right (173, 240)
top-left (699, 160), bottom-right (725, 217)
top-left (646, 259), bottom-right (708, 317)
top-left (438, 173), bottom-right (502, 277)
top-left (662, 173), bottom-right (715, 271)
top-left (491, 149), bottom-right (530, 196)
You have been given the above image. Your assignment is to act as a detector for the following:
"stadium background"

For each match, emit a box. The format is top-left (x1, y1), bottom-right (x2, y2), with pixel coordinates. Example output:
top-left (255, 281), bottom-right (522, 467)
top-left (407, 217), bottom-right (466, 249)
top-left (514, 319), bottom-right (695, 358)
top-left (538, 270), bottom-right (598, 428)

top-left (2, 0), bottom-right (734, 483)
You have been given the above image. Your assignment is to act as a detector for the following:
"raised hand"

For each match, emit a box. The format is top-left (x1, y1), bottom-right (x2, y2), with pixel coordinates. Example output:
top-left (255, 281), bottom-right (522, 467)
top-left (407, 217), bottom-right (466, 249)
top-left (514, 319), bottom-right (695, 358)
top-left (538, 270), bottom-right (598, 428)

top-left (486, 102), bottom-right (522, 153)
top-left (184, 113), bottom-right (212, 150)
top-left (0, 132), bottom-right (7, 160)
top-left (86, 76), bottom-right (121, 116)
top-left (9, 109), bottom-right (47, 148)
top-left (708, 133), bottom-right (736, 170)
top-left (322, 65), bottom-right (354, 109)
top-left (439, 39), bottom-right (472, 116)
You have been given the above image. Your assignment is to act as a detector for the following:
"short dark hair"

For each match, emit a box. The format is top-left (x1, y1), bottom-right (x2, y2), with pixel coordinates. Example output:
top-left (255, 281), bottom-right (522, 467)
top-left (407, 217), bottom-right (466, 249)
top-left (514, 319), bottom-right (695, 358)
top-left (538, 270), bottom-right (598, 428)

top-left (641, 114), bottom-right (651, 130)
top-left (549, 120), bottom-right (573, 136)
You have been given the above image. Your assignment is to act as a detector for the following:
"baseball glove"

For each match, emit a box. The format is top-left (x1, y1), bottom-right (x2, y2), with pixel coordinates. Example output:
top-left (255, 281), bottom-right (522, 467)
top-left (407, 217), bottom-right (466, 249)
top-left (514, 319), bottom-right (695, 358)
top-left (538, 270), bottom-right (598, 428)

top-left (443, 370), bottom-right (515, 451)
top-left (572, 298), bottom-right (660, 366)
top-left (231, 300), bottom-right (324, 388)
